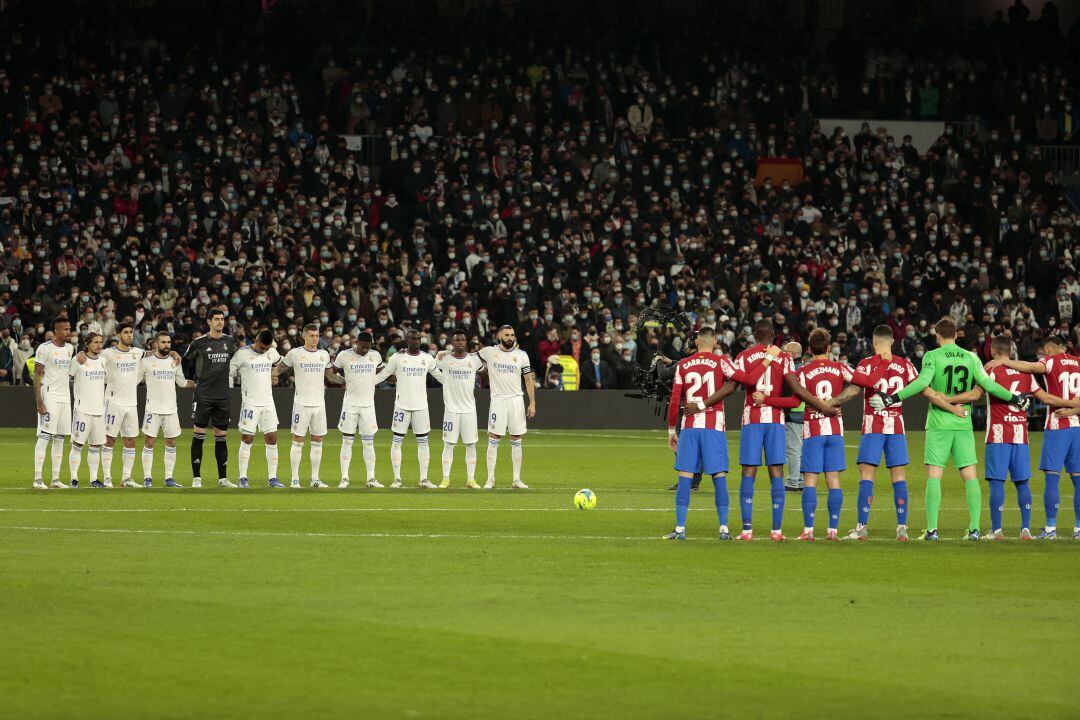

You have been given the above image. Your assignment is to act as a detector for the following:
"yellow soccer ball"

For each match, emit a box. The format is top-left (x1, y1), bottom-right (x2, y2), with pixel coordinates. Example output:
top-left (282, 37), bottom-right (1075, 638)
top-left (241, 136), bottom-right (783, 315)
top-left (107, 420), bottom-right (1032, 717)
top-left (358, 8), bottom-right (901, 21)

top-left (574, 488), bottom-right (597, 510)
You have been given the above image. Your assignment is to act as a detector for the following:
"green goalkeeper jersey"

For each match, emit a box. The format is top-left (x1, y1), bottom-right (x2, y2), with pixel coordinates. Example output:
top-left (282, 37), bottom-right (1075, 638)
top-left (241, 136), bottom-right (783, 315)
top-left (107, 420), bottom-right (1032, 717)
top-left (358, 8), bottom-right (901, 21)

top-left (897, 344), bottom-right (1013, 430)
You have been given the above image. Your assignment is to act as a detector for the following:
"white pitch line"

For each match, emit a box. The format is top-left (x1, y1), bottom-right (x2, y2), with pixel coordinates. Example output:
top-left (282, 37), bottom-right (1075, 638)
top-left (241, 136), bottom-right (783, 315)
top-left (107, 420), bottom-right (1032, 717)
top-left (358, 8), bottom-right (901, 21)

top-left (0, 505), bottom-right (1007, 513)
top-left (0, 524), bottom-right (992, 543)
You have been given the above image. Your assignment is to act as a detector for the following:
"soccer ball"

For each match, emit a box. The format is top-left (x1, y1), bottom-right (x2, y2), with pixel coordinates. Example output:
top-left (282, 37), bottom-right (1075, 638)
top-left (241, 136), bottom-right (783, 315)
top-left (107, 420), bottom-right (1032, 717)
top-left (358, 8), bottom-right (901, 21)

top-left (574, 489), bottom-right (597, 510)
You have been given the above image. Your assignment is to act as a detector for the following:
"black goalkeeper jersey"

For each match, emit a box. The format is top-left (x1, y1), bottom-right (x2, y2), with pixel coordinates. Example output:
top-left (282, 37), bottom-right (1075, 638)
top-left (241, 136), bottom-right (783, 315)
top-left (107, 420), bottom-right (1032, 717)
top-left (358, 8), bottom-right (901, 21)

top-left (182, 334), bottom-right (239, 401)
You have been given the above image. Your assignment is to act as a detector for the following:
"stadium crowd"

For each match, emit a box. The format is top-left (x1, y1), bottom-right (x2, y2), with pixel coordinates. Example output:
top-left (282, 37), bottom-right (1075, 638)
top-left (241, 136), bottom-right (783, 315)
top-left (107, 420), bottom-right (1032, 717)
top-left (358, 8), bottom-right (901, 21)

top-left (0, 0), bottom-right (1079, 390)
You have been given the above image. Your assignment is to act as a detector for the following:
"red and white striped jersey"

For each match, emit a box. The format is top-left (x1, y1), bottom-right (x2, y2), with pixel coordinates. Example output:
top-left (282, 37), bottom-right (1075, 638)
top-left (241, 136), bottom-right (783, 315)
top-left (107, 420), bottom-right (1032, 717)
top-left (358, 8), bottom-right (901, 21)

top-left (667, 352), bottom-right (739, 432)
top-left (734, 345), bottom-right (795, 426)
top-left (985, 366), bottom-right (1037, 444)
top-left (857, 356), bottom-right (918, 435)
top-left (795, 358), bottom-right (854, 438)
top-left (1042, 353), bottom-right (1080, 430)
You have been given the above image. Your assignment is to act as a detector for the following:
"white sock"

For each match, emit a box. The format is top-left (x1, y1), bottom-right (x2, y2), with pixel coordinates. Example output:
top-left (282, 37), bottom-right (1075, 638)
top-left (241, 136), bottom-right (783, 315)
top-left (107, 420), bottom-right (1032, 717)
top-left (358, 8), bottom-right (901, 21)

top-left (265, 443), bottom-right (278, 480)
top-left (339, 434), bottom-right (354, 481)
top-left (465, 443), bottom-right (477, 482)
top-left (164, 445), bottom-right (176, 479)
top-left (121, 447), bottom-right (136, 481)
top-left (310, 440), bottom-right (323, 481)
top-left (87, 446), bottom-right (100, 482)
top-left (102, 445), bottom-right (114, 481)
top-left (361, 434), bottom-right (376, 480)
top-left (486, 438), bottom-right (500, 483)
top-left (238, 441), bottom-right (252, 479)
top-left (510, 439), bottom-right (522, 482)
top-left (416, 436), bottom-right (429, 481)
top-left (142, 447), bottom-right (155, 480)
top-left (51, 436), bottom-right (65, 481)
top-left (391, 435), bottom-right (403, 480)
top-left (68, 444), bottom-right (83, 482)
top-left (34, 435), bottom-right (49, 481)
top-left (442, 442), bottom-right (455, 481)
top-left (290, 440), bottom-right (303, 481)
top-left (675, 525), bottom-right (686, 533)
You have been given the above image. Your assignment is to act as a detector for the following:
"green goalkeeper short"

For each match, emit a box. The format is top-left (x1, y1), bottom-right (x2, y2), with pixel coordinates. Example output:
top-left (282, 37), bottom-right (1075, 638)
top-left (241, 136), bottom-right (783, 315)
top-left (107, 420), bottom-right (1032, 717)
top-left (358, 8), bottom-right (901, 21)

top-left (924, 429), bottom-right (978, 469)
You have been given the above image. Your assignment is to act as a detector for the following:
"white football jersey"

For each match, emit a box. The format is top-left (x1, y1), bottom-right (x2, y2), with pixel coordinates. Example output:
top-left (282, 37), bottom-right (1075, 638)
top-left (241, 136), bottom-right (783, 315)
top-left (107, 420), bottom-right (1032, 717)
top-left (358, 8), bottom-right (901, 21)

top-left (374, 350), bottom-right (439, 411)
top-left (479, 345), bottom-right (531, 398)
top-left (334, 348), bottom-right (383, 408)
top-left (438, 353), bottom-right (483, 413)
top-left (102, 346), bottom-right (145, 407)
top-left (140, 353), bottom-right (188, 414)
top-left (35, 341), bottom-right (74, 401)
top-left (70, 354), bottom-right (107, 415)
top-left (231, 346), bottom-right (281, 407)
top-left (283, 347), bottom-right (330, 407)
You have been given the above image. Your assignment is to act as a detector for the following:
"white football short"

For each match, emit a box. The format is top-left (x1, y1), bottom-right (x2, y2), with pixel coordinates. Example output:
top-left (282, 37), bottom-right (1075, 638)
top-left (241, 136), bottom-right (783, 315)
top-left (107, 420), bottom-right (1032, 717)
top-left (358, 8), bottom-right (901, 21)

top-left (239, 404), bottom-right (279, 434)
top-left (38, 397), bottom-right (72, 436)
top-left (487, 396), bottom-right (527, 436)
top-left (291, 404), bottom-right (328, 436)
top-left (72, 411), bottom-right (106, 446)
top-left (105, 402), bottom-right (140, 438)
top-left (391, 406), bottom-right (431, 435)
top-left (339, 405), bottom-right (378, 435)
top-left (442, 411), bottom-right (478, 444)
top-left (142, 411), bottom-right (182, 439)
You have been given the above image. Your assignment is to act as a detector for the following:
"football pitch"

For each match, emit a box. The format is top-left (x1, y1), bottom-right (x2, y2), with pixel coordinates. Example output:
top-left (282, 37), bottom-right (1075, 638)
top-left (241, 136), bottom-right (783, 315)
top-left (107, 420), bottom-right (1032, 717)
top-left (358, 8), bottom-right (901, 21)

top-left (2, 428), bottom-right (1078, 719)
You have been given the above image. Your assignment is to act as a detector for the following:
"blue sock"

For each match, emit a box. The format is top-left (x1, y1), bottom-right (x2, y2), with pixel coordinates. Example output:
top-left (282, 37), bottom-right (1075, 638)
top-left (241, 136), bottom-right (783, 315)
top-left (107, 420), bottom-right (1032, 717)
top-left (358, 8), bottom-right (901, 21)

top-left (827, 488), bottom-right (843, 530)
top-left (1044, 471), bottom-right (1060, 527)
top-left (857, 480), bottom-right (874, 525)
top-left (988, 479), bottom-right (1005, 532)
top-left (739, 475), bottom-right (755, 530)
top-left (1071, 474), bottom-right (1080, 528)
top-left (675, 476), bottom-right (692, 529)
top-left (1016, 479), bottom-right (1033, 530)
top-left (892, 480), bottom-right (908, 525)
top-left (770, 477), bottom-right (785, 532)
top-left (713, 474), bottom-right (729, 527)
top-left (802, 486), bottom-right (817, 528)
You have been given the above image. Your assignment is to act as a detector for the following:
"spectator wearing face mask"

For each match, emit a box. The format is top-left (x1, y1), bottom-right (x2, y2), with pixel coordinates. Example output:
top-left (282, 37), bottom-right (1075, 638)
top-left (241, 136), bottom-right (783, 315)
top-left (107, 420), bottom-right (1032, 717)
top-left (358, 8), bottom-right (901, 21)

top-left (580, 348), bottom-right (615, 390)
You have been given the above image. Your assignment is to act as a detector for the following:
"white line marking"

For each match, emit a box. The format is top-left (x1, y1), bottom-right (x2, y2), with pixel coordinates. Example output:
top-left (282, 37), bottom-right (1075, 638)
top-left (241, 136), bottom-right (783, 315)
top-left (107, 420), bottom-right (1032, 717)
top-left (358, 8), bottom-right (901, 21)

top-left (0, 524), bottom-right (993, 543)
top-left (0, 505), bottom-right (1005, 513)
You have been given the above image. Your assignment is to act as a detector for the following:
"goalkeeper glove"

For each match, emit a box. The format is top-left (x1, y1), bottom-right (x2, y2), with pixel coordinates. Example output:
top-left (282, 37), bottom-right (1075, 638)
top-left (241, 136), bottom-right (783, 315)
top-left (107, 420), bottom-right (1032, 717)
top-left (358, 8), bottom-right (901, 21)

top-left (1011, 393), bottom-right (1033, 411)
top-left (869, 392), bottom-right (900, 411)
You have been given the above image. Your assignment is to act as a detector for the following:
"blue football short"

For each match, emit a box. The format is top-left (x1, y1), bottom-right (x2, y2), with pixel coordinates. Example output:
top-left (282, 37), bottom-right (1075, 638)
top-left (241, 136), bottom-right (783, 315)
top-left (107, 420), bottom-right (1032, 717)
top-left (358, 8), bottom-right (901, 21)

top-left (801, 435), bottom-right (846, 474)
top-left (674, 428), bottom-right (729, 476)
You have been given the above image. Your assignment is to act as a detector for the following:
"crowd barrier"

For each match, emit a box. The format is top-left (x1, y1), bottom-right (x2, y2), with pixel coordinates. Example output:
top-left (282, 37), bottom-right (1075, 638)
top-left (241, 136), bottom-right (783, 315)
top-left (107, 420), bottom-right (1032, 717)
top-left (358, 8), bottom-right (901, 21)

top-left (0, 388), bottom-right (935, 430)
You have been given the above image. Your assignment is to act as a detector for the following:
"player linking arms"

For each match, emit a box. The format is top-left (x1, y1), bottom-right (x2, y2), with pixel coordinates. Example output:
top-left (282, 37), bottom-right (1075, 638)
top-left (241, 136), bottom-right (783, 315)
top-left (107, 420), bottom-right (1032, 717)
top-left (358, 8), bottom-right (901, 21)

top-left (979, 335), bottom-right (1080, 540)
top-left (871, 318), bottom-right (1032, 541)
top-left (664, 326), bottom-right (789, 540)
top-left (942, 336), bottom-right (1080, 540)
top-left (826, 325), bottom-right (961, 541)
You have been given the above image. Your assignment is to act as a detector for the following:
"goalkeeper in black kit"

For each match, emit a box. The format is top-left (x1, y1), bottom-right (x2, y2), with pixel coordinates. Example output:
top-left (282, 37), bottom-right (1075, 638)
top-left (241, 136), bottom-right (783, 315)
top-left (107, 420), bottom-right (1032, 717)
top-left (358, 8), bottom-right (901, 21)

top-left (182, 309), bottom-right (239, 488)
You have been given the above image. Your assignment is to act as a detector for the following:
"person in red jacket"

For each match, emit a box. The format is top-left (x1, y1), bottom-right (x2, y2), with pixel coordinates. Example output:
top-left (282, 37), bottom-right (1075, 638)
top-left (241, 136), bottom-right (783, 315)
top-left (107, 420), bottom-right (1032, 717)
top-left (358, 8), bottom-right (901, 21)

top-left (538, 326), bottom-right (561, 366)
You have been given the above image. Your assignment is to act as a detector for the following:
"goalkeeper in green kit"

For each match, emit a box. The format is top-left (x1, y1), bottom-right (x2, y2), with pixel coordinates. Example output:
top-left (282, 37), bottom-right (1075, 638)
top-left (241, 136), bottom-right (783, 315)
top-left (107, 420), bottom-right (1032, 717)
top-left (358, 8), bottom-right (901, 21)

top-left (870, 318), bottom-right (1032, 540)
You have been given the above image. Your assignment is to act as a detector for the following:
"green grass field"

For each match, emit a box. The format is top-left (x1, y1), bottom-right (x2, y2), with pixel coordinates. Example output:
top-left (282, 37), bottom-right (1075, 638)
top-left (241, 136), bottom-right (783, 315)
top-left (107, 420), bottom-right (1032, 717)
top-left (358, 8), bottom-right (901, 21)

top-left (2, 428), bottom-right (1078, 719)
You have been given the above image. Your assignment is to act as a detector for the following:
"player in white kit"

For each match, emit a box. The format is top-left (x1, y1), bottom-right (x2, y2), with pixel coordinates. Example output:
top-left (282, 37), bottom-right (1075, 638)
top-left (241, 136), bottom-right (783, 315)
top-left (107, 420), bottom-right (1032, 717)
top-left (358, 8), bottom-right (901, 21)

top-left (373, 329), bottom-right (444, 488)
top-left (479, 325), bottom-right (537, 489)
top-left (33, 317), bottom-right (75, 489)
top-left (230, 329), bottom-right (283, 488)
top-left (436, 329), bottom-right (484, 488)
top-left (140, 332), bottom-right (193, 487)
top-left (68, 332), bottom-right (107, 488)
top-left (333, 331), bottom-right (384, 488)
top-left (280, 324), bottom-right (343, 488)
top-left (100, 323), bottom-right (146, 488)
